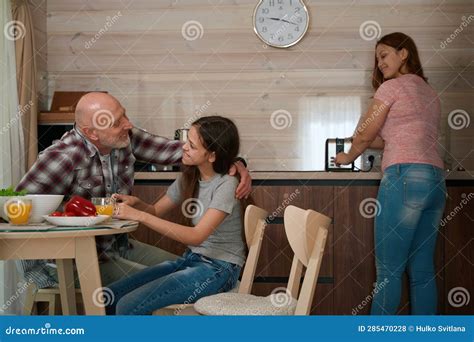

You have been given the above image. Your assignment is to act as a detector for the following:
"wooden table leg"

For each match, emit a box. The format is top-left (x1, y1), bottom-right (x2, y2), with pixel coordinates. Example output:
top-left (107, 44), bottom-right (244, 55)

top-left (75, 236), bottom-right (105, 315)
top-left (56, 259), bottom-right (77, 315)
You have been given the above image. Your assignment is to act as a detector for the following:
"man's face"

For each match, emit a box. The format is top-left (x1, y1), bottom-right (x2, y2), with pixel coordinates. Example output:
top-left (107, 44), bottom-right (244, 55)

top-left (92, 105), bottom-right (133, 150)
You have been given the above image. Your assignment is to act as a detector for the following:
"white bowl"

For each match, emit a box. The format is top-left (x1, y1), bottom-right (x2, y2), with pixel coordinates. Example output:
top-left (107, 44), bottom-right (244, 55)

top-left (25, 194), bottom-right (64, 223)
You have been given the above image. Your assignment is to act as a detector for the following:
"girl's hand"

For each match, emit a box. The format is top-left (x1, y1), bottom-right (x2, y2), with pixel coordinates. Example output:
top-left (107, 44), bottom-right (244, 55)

top-left (113, 202), bottom-right (145, 221)
top-left (112, 193), bottom-right (140, 207)
top-left (333, 152), bottom-right (353, 166)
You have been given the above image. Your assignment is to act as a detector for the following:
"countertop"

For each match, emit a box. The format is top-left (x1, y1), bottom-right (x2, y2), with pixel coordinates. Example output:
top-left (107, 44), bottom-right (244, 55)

top-left (135, 171), bottom-right (473, 181)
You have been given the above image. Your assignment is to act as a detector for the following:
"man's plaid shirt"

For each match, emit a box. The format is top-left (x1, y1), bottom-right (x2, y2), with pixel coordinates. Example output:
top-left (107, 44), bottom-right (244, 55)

top-left (16, 126), bottom-right (182, 288)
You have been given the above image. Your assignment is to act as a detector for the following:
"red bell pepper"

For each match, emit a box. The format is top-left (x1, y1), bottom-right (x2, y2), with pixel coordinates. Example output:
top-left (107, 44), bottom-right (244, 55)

top-left (64, 196), bottom-right (97, 217)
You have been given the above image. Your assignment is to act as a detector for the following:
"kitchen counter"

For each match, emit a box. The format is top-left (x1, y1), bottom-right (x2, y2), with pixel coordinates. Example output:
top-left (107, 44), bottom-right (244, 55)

top-left (131, 171), bottom-right (474, 315)
top-left (134, 170), bottom-right (473, 181)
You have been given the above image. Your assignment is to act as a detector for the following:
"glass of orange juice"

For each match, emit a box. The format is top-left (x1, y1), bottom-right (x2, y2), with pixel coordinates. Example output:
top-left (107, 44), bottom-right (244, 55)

top-left (4, 198), bottom-right (32, 225)
top-left (92, 197), bottom-right (114, 216)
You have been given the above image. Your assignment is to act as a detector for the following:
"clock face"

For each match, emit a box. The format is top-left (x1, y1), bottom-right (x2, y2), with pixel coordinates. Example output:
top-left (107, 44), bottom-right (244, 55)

top-left (253, 0), bottom-right (309, 48)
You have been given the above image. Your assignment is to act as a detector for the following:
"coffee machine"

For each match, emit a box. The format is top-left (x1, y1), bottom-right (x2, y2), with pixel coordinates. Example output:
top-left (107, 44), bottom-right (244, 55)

top-left (325, 138), bottom-right (354, 171)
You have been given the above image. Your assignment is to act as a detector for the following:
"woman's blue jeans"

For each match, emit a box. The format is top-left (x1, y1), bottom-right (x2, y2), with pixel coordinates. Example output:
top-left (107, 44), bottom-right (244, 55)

top-left (371, 163), bottom-right (446, 315)
top-left (106, 250), bottom-right (241, 315)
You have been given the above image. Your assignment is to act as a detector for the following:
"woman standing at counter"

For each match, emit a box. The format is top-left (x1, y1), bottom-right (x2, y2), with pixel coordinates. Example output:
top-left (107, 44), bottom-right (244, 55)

top-left (334, 32), bottom-right (446, 315)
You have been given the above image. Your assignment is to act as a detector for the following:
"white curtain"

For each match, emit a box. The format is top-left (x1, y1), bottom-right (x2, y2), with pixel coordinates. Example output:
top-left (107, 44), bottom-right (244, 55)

top-left (0, 0), bottom-right (27, 315)
top-left (299, 96), bottom-right (362, 170)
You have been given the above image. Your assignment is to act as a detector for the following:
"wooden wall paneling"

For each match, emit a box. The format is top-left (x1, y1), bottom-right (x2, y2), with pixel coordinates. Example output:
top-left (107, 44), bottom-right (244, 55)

top-left (44, 0), bottom-right (474, 170)
top-left (47, 70), bottom-right (474, 95)
top-left (47, 45), bottom-right (473, 73)
top-left (46, 25), bottom-right (473, 53)
top-left (46, 0), bottom-right (474, 12)
top-left (29, 0), bottom-right (48, 111)
top-left (47, 4), bottom-right (472, 33)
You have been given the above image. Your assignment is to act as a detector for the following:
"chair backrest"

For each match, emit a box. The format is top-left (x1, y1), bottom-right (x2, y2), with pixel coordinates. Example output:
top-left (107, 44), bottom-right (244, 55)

top-left (284, 205), bottom-right (331, 315)
top-left (238, 205), bottom-right (268, 294)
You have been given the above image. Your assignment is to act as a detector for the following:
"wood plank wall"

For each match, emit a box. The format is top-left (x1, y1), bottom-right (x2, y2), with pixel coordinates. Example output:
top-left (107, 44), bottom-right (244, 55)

top-left (29, 0), bottom-right (48, 111)
top-left (42, 0), bottom-right (473, 171)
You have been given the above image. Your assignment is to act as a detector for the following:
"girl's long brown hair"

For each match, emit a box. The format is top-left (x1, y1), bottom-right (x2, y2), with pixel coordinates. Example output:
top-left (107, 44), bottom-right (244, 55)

top-left (179, 116), bottom-right (251, 249)
top-left (372, 32), bottom-right (427, 91)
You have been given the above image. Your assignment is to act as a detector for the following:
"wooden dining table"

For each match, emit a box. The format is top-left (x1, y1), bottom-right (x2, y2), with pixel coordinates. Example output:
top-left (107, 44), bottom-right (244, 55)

top-left (0, 223), bottom-right (137, 315)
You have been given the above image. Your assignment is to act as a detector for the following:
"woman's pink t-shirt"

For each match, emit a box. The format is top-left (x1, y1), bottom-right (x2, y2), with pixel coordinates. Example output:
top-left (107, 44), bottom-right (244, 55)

top-left (374, 74), bottom-right (444, 171)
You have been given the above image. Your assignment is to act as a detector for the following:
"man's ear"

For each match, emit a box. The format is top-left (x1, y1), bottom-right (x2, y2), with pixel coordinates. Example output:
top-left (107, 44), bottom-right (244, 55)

top-left (82, 127), bottom-right (99, 141)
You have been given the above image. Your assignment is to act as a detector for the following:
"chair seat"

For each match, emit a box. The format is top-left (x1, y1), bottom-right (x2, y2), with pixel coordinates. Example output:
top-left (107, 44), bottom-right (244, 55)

top-left (194, 293), bottom-right (297, 316)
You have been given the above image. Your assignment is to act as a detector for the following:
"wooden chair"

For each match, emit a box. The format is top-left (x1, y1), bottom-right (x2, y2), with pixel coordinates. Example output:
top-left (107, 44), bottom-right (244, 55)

top-left (152, 204), bottom-right (269, 315)
top-left (194, 205), bottom-right (331, 315)
top-left (23, 282), bottom-right (82, 315)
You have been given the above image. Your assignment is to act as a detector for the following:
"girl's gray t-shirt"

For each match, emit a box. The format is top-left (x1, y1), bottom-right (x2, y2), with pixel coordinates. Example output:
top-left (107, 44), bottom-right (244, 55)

top-left (166, 173), bottom-right (246, 266)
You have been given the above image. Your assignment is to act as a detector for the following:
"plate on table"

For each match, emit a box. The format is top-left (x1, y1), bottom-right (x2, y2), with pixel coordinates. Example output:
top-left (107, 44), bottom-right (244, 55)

top-left (42, 215), bottom-right (110, 227)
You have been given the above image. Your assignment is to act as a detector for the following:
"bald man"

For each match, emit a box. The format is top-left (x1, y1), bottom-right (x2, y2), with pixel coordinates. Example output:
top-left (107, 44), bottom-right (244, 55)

top-left (16, 92), bottom-right (251, 290)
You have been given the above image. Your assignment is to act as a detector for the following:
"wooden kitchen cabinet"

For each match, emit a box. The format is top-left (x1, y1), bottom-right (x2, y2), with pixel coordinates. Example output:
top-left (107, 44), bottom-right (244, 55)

top-left (441, 186), bottom-right (474, 315)
top-left (332, 185), bottom-right (378, 315)
top-left (131, 184), bottom-right (187, 257)
top-left (251, 185), bottom-right (334, 278)
top-left (132, 179), bottom-right (473, 315)
top-left (250, 185), bottom-right (334, 314)
top-left (332, 185), bottom-right (446, 315)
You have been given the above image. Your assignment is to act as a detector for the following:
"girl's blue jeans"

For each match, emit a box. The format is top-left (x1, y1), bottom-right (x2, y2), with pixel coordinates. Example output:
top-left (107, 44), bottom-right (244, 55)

top-left (106, 250), bottom-right (241, 315)
top-left (371, 163), bottom-right (446, 315)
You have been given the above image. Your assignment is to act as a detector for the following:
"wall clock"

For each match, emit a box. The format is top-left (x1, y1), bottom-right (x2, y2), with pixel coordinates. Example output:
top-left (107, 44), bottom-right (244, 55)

top-left (253, 0), bottom-right (310, 48)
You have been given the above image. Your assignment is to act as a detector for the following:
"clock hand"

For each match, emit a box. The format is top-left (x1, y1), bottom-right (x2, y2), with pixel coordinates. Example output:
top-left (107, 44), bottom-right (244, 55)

top-left (280, 18), bottom-right (297, 25)
top-left (266, 17), bottom-right (297, 25)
